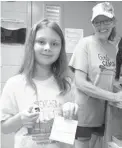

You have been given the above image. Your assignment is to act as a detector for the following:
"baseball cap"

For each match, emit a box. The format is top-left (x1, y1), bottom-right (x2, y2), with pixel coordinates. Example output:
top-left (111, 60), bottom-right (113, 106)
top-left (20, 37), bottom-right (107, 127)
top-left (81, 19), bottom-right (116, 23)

top-left (91, 2), bottom-right (115, 22)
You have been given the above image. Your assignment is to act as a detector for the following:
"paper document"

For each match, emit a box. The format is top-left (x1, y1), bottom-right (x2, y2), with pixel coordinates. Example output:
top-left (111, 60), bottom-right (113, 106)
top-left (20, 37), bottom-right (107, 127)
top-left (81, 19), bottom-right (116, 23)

top-left (65, 28), bottom-right (83, 53)
top-left (49, 116), bottom-right (78, 145)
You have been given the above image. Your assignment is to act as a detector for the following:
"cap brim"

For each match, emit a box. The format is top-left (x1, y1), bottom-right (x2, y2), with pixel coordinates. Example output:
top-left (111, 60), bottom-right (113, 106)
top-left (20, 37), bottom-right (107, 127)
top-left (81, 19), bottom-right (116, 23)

top-left (91, 12), bottom-right (114, 22)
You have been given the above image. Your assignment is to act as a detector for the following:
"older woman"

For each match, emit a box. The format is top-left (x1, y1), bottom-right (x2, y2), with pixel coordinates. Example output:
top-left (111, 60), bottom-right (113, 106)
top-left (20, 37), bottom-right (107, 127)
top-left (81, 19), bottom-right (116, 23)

top-left (69, 2), bottom-right (122, 148)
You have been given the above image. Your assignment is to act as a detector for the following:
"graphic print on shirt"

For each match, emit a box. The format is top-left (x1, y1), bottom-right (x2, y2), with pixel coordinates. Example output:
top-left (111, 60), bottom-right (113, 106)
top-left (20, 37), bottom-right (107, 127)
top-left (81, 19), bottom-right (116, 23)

top-left (98, 54), bottom-right (115, 67)
top-left (27, 99), bottom-right (62, 144)
top-left (95, 54), bottom-right (116, 91)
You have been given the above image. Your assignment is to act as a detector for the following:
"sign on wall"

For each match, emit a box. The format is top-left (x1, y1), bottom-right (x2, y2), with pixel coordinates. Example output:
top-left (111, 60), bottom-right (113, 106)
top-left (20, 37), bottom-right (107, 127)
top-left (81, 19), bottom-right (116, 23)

top-left (65, 28), bottom-right (83, 53)
top-left (44, 4), bottom-right (61, 27)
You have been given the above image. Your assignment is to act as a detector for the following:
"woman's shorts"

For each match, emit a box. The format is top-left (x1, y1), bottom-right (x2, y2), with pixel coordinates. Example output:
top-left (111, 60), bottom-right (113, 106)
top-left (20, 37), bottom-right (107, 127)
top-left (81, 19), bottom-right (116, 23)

top-left (75, 124), bottom-right (105, 139)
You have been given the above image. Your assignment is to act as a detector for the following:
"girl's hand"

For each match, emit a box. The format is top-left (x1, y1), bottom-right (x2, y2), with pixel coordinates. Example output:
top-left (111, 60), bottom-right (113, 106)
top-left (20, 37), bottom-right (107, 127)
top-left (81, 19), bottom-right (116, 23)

top-left (20, 106), bottom-right (39, 128)
top-left (62, 102), bottom-right (78, 120)
top-left (32, 133), bottom-right (53, 145)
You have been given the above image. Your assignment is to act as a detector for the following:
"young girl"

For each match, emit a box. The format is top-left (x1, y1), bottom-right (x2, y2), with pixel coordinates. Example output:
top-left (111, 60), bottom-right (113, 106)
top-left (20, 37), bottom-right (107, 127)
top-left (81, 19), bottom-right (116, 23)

top-left (0, 19), bottom-right (77, 148)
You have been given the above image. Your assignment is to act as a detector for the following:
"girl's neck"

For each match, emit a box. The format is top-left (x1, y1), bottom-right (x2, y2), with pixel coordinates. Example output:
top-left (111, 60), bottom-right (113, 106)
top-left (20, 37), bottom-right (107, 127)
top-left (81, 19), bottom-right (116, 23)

top-left (33, 63), bottom-right (52, 80)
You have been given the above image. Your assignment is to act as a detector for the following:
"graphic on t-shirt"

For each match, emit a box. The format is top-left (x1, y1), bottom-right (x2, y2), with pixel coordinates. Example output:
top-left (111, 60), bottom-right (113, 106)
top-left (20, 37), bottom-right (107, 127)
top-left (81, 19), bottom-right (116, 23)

top-left (93, 54), bottom-right (116, 90)
top-left (98, 54), bottom-right (115, 67)
top-left (34, 100), bottom-right (61, 109)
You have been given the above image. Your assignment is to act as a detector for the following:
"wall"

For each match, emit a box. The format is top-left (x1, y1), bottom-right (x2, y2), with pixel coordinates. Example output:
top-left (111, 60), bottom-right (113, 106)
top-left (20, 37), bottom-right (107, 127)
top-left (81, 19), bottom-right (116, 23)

top-left (31, 1), bottom-right (122, 37)
top-left (1, 1), bottom-right (29, 148)
top-left (1, 44), bottom-right (24, 90)
top-left (1, 1), bottom-right (29, 90)
top-left (111, 1), bottom-right (122, 36)
top-left (0, 36), bottom-right (1, 95)
top-left (62, 1), bottom-right (95, 36)
top-left (32, 1), bottom-right (96, 36)
top-left (31, 1), bottom-right (44, 26)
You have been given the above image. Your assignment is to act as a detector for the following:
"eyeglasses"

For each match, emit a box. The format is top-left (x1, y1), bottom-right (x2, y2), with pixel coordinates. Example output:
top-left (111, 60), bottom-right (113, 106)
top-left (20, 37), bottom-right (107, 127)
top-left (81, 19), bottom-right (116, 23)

top-left (93, 19), bottom-right (113, 27)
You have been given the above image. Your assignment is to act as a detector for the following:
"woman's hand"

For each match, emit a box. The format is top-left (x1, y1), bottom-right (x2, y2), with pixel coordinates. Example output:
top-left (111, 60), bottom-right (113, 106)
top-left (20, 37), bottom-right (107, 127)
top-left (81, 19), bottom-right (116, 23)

top-left (115, 91), bottom-right (122, 102)
top-left (19, 106), bottom-right (39, 128)
top-left (62, 102), bottom-right (78, 120)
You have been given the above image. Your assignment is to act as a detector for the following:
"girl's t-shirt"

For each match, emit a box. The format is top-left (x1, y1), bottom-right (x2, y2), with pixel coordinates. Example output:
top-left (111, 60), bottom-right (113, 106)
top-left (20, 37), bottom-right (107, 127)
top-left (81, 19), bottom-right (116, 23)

top-left (69, 35), bottom-right (116, 127)
top-left (0, 74), bottom-right (73, 148)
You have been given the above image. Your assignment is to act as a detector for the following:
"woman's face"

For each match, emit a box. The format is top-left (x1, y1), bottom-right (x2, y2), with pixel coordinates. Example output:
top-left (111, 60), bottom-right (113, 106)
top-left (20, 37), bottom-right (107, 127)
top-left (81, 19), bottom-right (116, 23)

top-left (92, 15), bottom-right (115, 40)
top-left (34, 27), bottom-right (61, 68)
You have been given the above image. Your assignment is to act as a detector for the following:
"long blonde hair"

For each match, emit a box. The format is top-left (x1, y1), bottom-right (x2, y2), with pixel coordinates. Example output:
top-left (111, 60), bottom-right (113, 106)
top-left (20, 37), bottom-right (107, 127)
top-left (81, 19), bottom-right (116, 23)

top-left (19, 19), bottom-right (70, 95)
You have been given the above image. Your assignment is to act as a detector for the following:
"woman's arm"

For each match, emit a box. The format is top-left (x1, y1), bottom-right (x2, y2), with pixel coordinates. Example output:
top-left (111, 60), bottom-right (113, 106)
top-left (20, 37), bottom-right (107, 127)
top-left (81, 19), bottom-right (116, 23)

top-left (75, 70), bottom-right (118, 102)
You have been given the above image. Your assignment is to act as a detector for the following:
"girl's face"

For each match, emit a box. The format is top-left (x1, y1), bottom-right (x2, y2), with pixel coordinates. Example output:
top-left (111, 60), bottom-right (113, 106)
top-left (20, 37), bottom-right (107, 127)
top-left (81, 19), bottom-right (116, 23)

top-left (34, 27), bottom-right (61, 67)
top-left (92, 15), bottom-right (115, 40)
